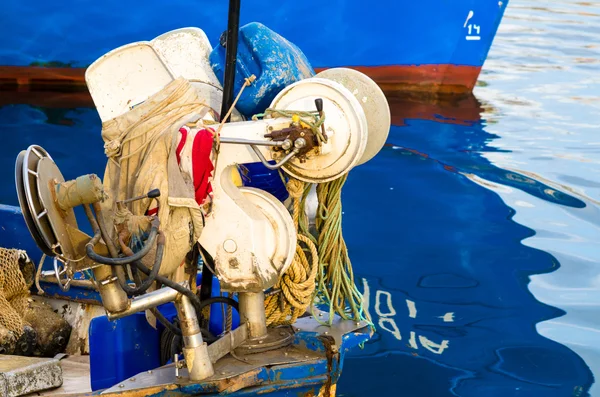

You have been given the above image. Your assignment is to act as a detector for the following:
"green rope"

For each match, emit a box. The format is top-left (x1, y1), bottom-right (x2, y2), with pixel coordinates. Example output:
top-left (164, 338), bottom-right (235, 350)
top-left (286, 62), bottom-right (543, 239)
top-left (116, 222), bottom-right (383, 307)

top-left (314, 174), bottom-right (372, 326)
top-left (279, 171), bottom-right (372, 328)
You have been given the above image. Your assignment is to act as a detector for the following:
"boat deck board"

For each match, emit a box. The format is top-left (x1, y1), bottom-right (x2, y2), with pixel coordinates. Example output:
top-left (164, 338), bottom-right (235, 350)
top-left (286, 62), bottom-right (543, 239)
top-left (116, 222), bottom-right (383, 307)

top-left (25, 355), bottom-right (92, 397)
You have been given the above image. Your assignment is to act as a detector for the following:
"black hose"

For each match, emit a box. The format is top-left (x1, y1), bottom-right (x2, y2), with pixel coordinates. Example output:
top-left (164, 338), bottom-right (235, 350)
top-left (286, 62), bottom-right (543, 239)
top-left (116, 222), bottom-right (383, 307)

top-left (86, 218), bottom-right (160, 266)
top-left (126, 232), bottom-right (165, 295)
top-left (151, 307), bottom-right (182, 336)
top-left (198, 245), bottom-right (216, 325)
top-left (197, 296), bottom-right (240, 312)
top-left (219, 0), bottom-right (241, 121)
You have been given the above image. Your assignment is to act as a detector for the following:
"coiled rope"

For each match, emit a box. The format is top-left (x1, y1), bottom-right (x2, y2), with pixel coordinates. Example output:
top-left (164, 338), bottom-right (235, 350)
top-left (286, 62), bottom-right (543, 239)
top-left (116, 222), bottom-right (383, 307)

top-left (265, 179), bottom-right (318, 326)
top-left (265, 173), bottom-right (370, 327)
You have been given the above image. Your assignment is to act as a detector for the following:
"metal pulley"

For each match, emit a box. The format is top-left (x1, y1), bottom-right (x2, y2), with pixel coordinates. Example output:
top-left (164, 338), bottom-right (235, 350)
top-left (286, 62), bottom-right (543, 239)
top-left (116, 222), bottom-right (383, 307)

top-left (269, 68), bottom-right (390, 182)
top-left (15, 145), bottom-right (107, 273)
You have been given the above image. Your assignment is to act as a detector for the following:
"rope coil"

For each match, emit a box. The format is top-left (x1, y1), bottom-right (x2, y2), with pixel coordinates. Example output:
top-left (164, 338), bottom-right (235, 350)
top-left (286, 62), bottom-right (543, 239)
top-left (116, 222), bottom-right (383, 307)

top-left (265, 174), bottom-right (370, 327)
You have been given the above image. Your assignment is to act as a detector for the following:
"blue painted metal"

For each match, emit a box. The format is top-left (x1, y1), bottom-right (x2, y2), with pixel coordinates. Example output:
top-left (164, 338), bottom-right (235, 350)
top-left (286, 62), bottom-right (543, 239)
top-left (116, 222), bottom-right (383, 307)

top-left (84, 328), bottom-right (369, 396)
top-left (89, 312), bottom-right (161, 391)
top-left (210, 22), bottom-right (314, 118)
top-left (0, 0), bottom-right (508, 77)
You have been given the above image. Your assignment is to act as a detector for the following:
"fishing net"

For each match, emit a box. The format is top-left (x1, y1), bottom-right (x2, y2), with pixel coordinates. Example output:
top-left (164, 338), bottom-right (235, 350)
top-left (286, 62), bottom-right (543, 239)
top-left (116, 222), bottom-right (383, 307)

top-left (0, 248), bottom-right (31, 336)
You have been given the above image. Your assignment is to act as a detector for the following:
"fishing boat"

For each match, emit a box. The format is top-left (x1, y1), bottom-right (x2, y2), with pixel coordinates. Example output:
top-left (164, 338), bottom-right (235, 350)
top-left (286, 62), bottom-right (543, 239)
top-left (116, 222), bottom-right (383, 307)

top-left (0, 0), bottom-right (509, 95)
top-left (0, 2), bottom-right (393, 393)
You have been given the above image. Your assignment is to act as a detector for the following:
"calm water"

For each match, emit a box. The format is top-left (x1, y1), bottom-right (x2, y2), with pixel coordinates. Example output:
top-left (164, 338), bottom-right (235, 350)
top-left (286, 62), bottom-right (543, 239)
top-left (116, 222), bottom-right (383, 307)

top-left (1, 0), bottom-right (599, 396)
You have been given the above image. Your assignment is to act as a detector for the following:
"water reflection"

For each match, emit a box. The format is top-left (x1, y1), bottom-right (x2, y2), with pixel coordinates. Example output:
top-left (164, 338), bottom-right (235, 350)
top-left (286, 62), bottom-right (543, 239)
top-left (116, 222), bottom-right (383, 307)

top-left (338, 94), bottom-right (593, 396)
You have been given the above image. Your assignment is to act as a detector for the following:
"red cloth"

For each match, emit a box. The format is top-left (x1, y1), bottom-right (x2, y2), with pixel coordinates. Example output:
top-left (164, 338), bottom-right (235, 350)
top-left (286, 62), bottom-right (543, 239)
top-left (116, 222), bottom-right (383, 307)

top-left (190, 128), bottom-right (214, 205)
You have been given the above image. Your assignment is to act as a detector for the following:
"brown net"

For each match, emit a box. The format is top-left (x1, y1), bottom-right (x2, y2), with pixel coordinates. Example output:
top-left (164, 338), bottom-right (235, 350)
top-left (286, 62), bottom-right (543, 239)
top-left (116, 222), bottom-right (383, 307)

top-left (0, 248), bottom-right (32, 337)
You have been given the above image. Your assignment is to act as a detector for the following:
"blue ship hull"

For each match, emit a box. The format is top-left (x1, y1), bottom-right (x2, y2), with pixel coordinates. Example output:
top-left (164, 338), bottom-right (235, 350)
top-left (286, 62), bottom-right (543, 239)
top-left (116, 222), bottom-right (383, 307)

top-left (0, 0), bottom-right (508, 94)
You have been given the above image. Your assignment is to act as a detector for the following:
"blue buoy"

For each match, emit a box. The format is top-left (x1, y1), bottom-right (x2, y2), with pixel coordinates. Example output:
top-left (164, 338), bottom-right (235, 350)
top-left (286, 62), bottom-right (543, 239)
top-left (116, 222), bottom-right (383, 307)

top-left (210, 22), bottom-right (315, 118)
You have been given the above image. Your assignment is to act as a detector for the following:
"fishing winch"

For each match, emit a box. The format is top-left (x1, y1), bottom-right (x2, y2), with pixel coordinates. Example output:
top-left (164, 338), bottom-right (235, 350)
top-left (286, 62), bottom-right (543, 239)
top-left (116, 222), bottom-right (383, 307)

top-left (15, 27), bottom-right (390, 383)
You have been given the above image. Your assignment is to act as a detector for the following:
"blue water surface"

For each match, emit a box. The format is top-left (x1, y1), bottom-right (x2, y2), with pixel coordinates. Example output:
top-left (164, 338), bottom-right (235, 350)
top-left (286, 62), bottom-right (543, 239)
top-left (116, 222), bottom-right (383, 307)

top-left (0, 0), bottom-right (599, 396)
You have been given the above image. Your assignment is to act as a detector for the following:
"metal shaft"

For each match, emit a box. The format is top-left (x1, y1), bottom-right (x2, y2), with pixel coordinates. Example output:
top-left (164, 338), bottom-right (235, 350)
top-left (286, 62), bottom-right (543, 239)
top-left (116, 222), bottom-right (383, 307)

top-left (238, 291), bottom-right (267, 339)
top-left (107, 284), bottom-right (180, 321)
top-left (176, 295), bottom-right (214, 380)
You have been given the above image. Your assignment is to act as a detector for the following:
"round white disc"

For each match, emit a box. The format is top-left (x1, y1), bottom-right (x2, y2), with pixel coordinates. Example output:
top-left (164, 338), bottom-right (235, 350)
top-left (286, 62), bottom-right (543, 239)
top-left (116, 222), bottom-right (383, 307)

top-left (317, 68), bottom-right (390, 165)
top-left (239, 187), bottom-right (296, 283)
top-left (270, 78), bottom-right (368, 183)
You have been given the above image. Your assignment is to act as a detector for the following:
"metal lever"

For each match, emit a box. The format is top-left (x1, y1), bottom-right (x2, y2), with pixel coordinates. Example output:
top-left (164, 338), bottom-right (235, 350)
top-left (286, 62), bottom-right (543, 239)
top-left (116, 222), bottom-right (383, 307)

top-left (120, 189), bottom-right (161, 205)
top-left (315, 98), bottom-right (327, 143)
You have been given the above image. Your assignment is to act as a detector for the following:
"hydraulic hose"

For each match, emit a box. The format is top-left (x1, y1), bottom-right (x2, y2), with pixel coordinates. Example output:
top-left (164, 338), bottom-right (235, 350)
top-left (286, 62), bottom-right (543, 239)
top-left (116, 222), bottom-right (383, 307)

top-left (116, 232), bottom-right (165, 296)
top-left (86, 217), bottom-right (160, 266)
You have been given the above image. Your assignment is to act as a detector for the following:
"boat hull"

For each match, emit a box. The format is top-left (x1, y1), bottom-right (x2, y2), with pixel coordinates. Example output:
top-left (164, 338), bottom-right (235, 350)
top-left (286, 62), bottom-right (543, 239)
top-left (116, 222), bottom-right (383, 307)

top-left (0, 0), bottom-right (508, 94)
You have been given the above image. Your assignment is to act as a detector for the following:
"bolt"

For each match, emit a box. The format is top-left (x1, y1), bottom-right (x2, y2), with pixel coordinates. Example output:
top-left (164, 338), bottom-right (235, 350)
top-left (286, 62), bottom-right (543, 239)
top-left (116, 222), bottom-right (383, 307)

top-left (498, 1), bottom-right (503, 5)
top-left (281, 139), bottom-right (292, 151)
top-left (318, 313), bottom-right (323, 317)
top-left (57, 336), bottom-right (65, 345)
top-left (324, 331), bottom-right (329, 335)
top-left (119, 384), bottom-right (124, 388)
top-left (304, 355), bottom-right (309, 359)
top-left (258, 340), bottom-right (264, 344)
top-left (130, 377), bottom-right (136, 382)
top-left (223, 239), bottom-right (237, 253)
top-left (221, 371), bottom-right (226, 375)
top-left (284, 352), bottom-right (288, 356)
top-left (279, 331), bottom-right (286, 337)
top-left (294, 138), bottom-right (306, 149)
top-left (147, 370), bottom-right (153, 374)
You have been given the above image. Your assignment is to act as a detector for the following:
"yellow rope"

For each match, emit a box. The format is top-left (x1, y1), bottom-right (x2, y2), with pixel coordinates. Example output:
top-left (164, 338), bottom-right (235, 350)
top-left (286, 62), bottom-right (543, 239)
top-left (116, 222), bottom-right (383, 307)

top-left (265, 180), bottom-right (318, 326)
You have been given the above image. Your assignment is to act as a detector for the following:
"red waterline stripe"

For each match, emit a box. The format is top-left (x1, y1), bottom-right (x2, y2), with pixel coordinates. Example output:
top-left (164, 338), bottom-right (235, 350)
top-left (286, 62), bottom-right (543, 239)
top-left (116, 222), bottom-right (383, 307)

top-left (0, 64), bottom-right (481, 95)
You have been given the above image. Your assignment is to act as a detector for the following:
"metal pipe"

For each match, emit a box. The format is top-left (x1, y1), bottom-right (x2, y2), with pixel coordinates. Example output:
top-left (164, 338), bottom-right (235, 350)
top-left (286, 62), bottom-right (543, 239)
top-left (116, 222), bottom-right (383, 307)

top-left (93, 265), bottom-right (129, 313)
top-left (250, 145), bottom-right (300, 170)
top-left (238, 291), bottom-right (267, 339)
top-left (90, 202), bottom-right (133, 294)
top-left (219, 137), bottom-right (283, 147)
top-left (176, 295), bottom-right (214, 380)
top-left (107, 284), bottom-right (182, 321)
top-left (40, 272), bottom-right (95, 289)
top-left (84, 205), bottom-right (129, 312)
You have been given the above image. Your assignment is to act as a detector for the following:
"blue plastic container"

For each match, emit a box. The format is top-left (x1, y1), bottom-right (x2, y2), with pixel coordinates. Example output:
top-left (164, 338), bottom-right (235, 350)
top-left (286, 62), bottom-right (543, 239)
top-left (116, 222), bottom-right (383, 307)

top-left (89, 312), bottom-right (160, 391)
top-left (88, 274), bottom-right (239, 391)
top-left (239, 162), bottom-right (289, 203)
top-left (210, 22), bottom-right (315, 118)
